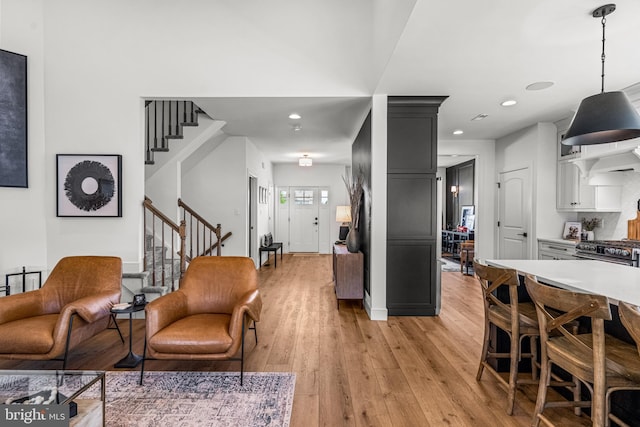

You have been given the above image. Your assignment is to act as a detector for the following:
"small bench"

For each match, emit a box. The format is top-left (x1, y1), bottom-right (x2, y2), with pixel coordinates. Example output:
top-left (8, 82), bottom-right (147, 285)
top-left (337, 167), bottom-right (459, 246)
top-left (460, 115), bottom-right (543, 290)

top-left (259, 243), bottom-right (283, 268)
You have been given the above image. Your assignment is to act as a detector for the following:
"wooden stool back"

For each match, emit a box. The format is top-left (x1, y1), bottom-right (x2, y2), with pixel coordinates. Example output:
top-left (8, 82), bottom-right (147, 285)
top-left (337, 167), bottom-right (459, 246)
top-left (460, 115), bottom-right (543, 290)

top-left (524, 274), bottom-right (640, 427)
top-left (473, 261), bottom-right (539, 415)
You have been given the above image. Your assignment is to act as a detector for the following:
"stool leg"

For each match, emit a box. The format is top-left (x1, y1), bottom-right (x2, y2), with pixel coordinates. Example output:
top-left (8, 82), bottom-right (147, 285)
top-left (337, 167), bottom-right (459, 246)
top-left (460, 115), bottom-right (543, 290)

top-left (476, 317), bottom-right (491, 381)
top-left (530, 336), bottom-right (538, 380)
top-left (532, 357), bottom-right (552, 427)
top-left (506, 332), bottom-right (518, 415)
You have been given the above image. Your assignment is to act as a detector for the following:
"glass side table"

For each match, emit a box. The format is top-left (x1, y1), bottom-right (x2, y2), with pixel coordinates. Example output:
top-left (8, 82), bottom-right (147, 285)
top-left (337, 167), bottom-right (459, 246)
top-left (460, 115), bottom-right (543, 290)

top-left (0, 370), bottom-right (105, 427)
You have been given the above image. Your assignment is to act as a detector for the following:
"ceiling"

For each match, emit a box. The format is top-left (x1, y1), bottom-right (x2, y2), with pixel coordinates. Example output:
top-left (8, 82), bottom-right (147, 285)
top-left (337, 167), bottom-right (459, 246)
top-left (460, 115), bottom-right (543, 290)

top-left (192, 0), bottom-right (640, 167)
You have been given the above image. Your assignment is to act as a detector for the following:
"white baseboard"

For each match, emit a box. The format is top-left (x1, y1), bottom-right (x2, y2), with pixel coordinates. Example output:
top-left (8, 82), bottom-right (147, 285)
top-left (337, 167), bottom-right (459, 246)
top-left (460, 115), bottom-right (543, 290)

top-left (364, 295), bottom-right (388, 321)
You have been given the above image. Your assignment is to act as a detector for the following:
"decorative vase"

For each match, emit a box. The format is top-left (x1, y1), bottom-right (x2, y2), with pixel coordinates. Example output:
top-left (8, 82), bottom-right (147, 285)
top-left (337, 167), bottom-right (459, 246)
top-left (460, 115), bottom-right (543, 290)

top-left (585, 230), bottom-right (595, 241)
top-left (346, 227), bottom-right (360, 253)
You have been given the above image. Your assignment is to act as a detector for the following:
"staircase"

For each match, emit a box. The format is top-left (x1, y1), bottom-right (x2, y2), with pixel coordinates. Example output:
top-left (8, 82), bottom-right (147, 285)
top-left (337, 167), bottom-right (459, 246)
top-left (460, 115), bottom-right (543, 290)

top-left (142, 197), bottom-right (233, 294)
top-left (141, 99), bottom-right (231, 296)
top-left (145, 100), bottom-right (208, 165)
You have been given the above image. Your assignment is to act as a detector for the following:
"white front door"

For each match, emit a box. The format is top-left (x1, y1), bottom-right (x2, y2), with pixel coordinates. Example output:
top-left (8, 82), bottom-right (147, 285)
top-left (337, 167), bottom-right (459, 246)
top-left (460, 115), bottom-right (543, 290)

top-left (498, 167), bottom-right (531, 259)
top-left (289, 187), bottom-right (319, 252)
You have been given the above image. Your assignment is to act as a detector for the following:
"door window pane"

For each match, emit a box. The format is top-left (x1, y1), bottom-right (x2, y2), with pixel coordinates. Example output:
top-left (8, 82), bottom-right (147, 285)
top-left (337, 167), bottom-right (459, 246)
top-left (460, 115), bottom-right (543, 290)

top-left (320, 190), bottom-right (329, 205)
top-left (294, 190), bottom-right (314, 205)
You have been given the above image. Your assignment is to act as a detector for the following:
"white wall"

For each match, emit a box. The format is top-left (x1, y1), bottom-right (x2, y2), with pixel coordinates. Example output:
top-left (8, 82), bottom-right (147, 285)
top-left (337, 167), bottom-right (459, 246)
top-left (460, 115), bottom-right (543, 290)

top-left (438, 139), bottom-right (496, 261)
top-left (246, 137), bottom-right (274, 259)
top-left (273, 163), bottom-right (349, 254)
top-left (0, 0), bottom-right (48, 278)
top-left (182, 137), bottom-right (247, 257)
top-left (495, 123), bottom-right (575, 258)
top-left (1, 0), bottom-right (385, 275)
top-left (368, 94), bottom-right (388, 320)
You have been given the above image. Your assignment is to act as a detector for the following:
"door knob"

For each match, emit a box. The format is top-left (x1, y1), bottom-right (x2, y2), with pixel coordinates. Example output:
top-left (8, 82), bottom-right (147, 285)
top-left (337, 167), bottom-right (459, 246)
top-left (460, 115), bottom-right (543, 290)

top-left (517, 232), bottom-right (528, 237)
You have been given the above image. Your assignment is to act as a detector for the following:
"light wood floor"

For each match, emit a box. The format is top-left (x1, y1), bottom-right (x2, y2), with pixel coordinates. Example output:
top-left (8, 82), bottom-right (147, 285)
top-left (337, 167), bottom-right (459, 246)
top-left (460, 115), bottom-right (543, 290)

top-left (0, 254), bottom-right (591, 426)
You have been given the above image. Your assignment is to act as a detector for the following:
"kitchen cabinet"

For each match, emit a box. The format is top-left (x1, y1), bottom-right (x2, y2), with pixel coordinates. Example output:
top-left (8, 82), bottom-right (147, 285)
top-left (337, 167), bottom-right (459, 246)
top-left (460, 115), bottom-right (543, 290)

top-left (556, 160), bottom-right (622, 212)
top-left (537, 239), bottom-right (578, 260)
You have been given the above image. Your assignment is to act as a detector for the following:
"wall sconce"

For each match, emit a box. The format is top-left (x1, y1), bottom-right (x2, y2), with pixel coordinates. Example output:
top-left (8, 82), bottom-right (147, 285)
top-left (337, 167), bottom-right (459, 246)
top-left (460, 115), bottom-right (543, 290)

top-left (450, 185), bottom-right (459, 197)
top-left (298, 154), bottom-right (312, 167)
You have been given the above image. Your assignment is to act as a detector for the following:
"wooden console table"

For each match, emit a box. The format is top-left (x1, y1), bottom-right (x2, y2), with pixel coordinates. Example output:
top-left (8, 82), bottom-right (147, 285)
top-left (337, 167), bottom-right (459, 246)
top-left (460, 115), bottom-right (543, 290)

top-left (332, 244), bottom-right (363, 309)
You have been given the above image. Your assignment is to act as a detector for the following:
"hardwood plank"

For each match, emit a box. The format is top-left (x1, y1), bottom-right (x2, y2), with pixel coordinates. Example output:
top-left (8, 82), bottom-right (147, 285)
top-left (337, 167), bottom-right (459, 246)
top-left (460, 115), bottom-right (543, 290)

top-left (0, 256), bottom-right (593, 426)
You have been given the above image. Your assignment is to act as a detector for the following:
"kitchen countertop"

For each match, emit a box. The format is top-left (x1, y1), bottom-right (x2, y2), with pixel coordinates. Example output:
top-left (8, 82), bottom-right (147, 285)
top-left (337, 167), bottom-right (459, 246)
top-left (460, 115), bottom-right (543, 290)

top-left (485, 259), bottom-right (640, 306)
top-left (537, 238), bottom-right (578, 246)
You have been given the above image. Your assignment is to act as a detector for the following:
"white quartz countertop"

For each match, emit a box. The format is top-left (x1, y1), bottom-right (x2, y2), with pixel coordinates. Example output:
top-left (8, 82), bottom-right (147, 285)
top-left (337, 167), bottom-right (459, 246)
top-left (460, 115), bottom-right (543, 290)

top-left (485, 259), bottom-right (640, 306)
top-left (537, 238), bottom-right (577, 246)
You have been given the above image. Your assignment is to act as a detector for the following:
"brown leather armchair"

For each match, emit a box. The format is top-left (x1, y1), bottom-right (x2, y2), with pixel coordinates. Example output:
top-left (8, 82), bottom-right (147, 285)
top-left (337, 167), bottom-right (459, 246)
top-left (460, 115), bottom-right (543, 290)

top-left (0, 256), bottom-right (122, 368)
top-left (140, 256), bottom-right (262, 385)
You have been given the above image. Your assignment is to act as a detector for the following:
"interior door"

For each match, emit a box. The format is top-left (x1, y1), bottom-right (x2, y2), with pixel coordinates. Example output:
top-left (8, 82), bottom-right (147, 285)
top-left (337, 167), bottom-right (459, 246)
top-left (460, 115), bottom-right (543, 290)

top-left (249, 176), bottom-right (258, 265)
top-left (289, 187), bottom-right (319, 252)
top-left (498, 167), bottom-right (531, 259)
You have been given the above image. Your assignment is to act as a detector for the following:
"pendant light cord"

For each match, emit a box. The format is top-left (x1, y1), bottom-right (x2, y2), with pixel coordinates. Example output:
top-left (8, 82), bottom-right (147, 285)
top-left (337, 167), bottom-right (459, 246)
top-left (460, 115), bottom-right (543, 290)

top-left (600, 14), bottom-right (607, 93)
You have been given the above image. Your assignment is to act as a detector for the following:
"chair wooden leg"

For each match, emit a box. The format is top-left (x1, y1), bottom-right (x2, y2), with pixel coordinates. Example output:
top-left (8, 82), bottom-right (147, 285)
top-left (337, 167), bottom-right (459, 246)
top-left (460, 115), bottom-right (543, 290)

top-left (532, 358), bottom-right (552, 427)
top-left (530, 335), bottom-right (538, 381)
top-left (506, 332), bottom-right (519, 415)
top-left (476, 318), bottom-right (491, 380)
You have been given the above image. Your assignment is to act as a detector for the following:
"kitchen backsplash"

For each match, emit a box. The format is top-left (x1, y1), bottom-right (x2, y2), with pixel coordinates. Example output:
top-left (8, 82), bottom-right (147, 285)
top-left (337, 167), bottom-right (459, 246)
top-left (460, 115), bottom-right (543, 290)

top-left (579, 171), bottom-right (640, 240)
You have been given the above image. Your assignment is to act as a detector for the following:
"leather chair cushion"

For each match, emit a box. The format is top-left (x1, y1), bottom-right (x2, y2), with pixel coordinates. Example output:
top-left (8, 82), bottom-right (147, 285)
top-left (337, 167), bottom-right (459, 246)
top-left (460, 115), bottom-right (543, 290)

top-left (149, 313), bottom-right (232, 354)
top-left (0, 314), bottom-right (57, 354)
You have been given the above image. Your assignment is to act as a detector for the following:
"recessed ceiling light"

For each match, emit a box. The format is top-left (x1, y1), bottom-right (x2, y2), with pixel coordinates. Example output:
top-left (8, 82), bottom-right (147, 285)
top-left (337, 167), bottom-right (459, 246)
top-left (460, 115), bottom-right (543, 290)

top-left (453, 129), bottom-right (464, 135)
top-left (501, 99), bottom-right (517, 107)
top-left (471, 114), bottom-right (488, 121)
top-left (526, 81), bottom-right (554, 91)
top-left (289, 113), bottom-right (302, 120)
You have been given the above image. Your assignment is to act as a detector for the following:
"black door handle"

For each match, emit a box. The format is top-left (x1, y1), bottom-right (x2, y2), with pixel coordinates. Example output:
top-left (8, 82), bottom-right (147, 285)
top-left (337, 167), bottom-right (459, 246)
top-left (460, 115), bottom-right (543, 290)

top-left (517, 232), bottom-right (528, 237)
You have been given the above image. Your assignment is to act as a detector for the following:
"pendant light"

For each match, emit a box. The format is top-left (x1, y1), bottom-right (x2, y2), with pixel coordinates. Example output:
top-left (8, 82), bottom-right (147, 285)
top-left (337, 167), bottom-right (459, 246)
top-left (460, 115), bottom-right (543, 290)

top-left (562, 4), bottom-right (640, 146)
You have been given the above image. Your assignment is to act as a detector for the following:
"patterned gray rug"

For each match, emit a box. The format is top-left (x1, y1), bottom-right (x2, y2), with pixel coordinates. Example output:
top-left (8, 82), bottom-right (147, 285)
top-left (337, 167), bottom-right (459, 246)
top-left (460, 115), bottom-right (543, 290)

top-left (440, 258), bottom-right (461, 272)
top-left (103, 371), bottom-right (295, 426)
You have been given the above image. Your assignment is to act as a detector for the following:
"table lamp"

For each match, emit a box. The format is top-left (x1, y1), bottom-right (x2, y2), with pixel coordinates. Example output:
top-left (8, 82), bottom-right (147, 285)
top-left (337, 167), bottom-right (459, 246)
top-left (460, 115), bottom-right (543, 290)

top-left (336, 205), bottom-right (351, 242)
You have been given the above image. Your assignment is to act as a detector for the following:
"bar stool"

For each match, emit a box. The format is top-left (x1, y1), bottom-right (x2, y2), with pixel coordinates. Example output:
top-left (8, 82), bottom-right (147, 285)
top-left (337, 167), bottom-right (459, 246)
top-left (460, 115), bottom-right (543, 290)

top-left (524, 275), bottom-right (640, 427)
top-left (613, 302), bottom-right (640, 427)
top-left (473, 261), bottom-right (540, 415)
top-left (459, 240), bottom-right (474, 275)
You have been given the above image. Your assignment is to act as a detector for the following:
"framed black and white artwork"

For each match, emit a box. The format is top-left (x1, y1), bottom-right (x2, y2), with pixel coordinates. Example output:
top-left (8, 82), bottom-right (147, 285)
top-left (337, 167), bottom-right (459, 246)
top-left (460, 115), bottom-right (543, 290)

top-left (56, 154), bottom-right (122, 217)
top-left (0, 49), bottom-right (28, 188)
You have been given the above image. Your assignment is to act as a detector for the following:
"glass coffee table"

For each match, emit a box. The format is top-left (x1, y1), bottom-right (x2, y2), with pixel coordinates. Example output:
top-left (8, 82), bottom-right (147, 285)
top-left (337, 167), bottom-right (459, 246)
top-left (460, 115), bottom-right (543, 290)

top-left (0, 370), bottom-right (105, 426)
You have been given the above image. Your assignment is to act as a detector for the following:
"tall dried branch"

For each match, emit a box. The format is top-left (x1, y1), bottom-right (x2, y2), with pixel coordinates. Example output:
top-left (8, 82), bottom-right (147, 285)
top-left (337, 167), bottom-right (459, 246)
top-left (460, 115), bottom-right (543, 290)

top-left (342, 173), bottom-right (364, 230)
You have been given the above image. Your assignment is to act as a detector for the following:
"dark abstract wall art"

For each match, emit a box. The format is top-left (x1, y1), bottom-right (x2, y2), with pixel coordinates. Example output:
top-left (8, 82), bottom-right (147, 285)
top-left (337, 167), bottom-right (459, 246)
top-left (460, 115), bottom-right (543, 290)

top-left (56, 154), bottom-right (122, 217)
top-left (0, 49), bottom-right (28, 188)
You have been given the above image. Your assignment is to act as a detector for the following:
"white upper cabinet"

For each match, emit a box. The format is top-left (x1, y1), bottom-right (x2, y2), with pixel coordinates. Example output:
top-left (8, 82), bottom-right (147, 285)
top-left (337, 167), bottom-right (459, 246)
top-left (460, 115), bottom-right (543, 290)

top-left (556, 125), bottom-right (622, 212)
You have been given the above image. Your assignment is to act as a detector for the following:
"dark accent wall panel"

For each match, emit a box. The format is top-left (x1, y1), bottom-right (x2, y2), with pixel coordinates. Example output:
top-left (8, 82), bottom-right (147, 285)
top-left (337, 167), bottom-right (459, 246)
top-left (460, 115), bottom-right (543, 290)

top-left (387, 174), bottom-right (436, 240)
top-left (386, 240), bottom-right (437, 315)
top-left (352, 111), bottom-right (372, 295)
top-left (387, 96), bottom-right (447, 316)
top-left (387, 115), bottom-right (436, 173)
top-left (445, 159), bottom-right (475, 228)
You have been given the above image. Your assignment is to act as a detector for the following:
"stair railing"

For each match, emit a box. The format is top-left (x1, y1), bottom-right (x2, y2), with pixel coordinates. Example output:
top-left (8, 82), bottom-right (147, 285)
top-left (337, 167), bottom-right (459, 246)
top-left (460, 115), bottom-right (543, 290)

top-left (143, 197), bottom-right (186, 291)
top-left (145, 100), bottom-right (204, 165)
top-left (178, 198), bottom-right (232, 259)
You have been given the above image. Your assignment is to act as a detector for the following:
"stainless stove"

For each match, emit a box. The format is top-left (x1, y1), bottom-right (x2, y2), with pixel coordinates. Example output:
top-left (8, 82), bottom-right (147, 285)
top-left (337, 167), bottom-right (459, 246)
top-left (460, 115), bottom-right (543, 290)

top-left (575, 240), bottom-right (640, 266)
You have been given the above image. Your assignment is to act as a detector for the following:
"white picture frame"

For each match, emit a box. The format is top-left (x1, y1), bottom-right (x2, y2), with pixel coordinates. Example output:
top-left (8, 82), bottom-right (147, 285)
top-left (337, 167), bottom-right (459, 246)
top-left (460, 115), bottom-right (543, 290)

top-left (563, 221), bottom-right (581, 241)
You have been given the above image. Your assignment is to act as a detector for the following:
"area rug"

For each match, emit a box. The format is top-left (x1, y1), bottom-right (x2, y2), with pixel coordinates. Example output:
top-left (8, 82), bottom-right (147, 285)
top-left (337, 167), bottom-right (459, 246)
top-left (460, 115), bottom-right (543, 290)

top-left (440, 258), bottom-right (461, 272)
top-left (1, 371), bottom-right (295, 427)
top-left (106, 371), bottom-right (295, 427)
